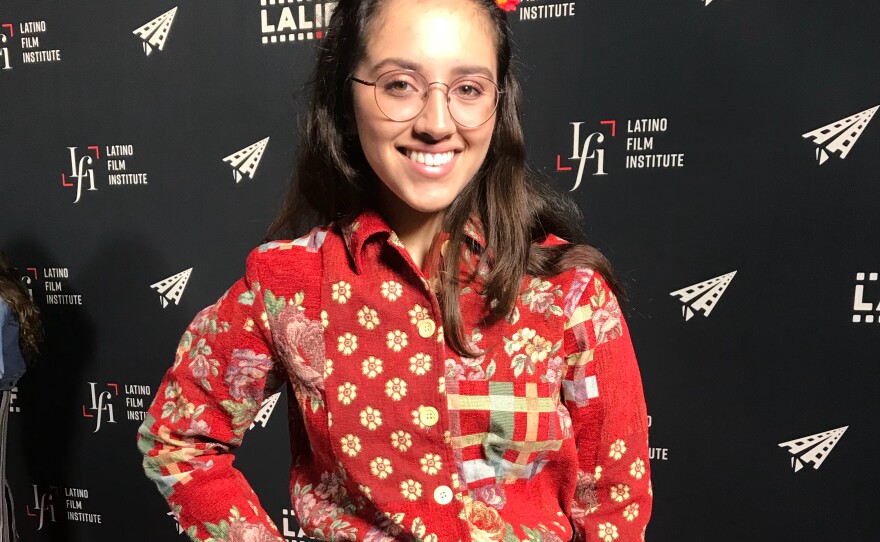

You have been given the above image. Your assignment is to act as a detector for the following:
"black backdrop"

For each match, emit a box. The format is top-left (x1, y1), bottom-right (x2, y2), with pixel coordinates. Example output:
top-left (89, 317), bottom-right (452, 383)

top-left (2, 1), bottom-right (879, 540)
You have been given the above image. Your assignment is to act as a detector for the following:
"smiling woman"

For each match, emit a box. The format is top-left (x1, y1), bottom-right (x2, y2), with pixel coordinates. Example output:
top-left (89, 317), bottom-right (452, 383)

top-left (138, 1), bottom-right (652, 541)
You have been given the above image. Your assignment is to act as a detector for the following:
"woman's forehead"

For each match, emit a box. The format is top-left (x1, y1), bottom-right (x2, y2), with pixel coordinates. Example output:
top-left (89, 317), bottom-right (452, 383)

top-left (362, 0), bottom-right (497, 77)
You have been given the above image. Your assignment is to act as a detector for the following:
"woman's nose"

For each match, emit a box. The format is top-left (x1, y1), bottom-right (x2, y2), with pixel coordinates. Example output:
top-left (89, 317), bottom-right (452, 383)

top-left (414, 84), bottom-right (456, 139)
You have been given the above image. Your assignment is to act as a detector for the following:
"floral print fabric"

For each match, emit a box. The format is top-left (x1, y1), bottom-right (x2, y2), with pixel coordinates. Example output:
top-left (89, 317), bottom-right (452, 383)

top-left (138, 209), bottom-right (651, 542)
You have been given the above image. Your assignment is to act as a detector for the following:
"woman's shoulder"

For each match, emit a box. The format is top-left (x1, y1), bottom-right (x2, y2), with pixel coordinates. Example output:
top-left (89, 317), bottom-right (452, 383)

top-left (530, 235), bottom-right (615, 294)
top-left (243, 227), bottom-right (335, 291)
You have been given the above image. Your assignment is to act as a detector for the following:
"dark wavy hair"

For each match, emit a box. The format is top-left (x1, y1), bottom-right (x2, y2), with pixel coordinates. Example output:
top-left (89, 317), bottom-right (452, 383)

top-left (0, 252), bottom-right (43, 364)
top-left (266, 0), bottom-right (623, 356)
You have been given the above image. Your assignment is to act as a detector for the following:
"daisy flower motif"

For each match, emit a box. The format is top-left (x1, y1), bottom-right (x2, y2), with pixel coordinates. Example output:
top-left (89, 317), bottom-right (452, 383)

top-left (360, 406), bottom-right (383, 430)
top-left (370, 457), bottom-right (393, 479)
top-left (412, 408), bottom-right (428, 429)
top-left (609, 484), bottom-right (630, 503)
top-left (357, 306), bottom-right (380, 330)
top-left (420, 453), bottom-right (442, 475)
top-left (358, 484), bottom-right (373, 501)
top-left (386, 330), bottom-right (408, 352)
top-left (324, 358), bottom-right (334, 379)
top-left (338, 332), bottom-right (358, 355)
top-left (337, 382), bottom-right (357, 405)
top-left (598, 522), bottom-right (619, 542)
top-left (381, 281), bottom-right (403, 301)
top-left (390, 430), bottom-right (412, 452)
top-left (409, 353), bottom-right (432, 375)
top-left (332, 281), bottom-right (351, 304)
top-left (385, 377), bottom-right (408, 400)
top-left (630, 457), bottom-right (646, 480)
top-left (340, 434), bottom-right (361, 457)
top-left (400, 479), bottom-right (423, 501)
top-left (623, 503), bottom-right (639, 522)
top-left (609, 439), bottom-right (627, 460)
top-left (408, 304), bottom-right (430, 324)
top-left (361, 356), bottom-right (383, 378)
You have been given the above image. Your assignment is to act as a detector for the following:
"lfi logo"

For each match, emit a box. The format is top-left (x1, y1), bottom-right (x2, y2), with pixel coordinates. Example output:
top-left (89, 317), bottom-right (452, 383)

top-left (0, 24), bottom-right (12, 69)
top-left (63, 146), bottom-right (100, 203)
top-left (82, 382), bottom-right (118, 432)
top-left (20, 267), bottom-right (37, 300)
top-left (853, 272), bottom-right (880, 323)
top-left (557, 121), bottom-right (612, 191)
top-left (27, 485), bottom-right (59, 530)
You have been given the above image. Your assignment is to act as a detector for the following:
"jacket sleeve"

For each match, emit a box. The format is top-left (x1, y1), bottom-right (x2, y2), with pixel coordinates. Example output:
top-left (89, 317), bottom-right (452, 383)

top-left (137, 249), bottom-right (287, 542)
top-left (1, 300), bottom-right (28, 390)
top-left (562, 270), bottom-right (652, 542)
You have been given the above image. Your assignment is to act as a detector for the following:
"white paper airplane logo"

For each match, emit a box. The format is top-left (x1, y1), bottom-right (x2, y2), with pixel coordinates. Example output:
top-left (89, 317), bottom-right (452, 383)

top-left (166, 511), bottom-right (184, 535)
top-left (223, 137), bottom-right (269, 183)
top-left (703, 0), bottom-right (714, 5)
top-left (250, 392), bottom-right (281, 430)
top-left (133, 7), bottom-right (178, 56)
top-left (778, 426), bottom-right (848, 472)
top-left (670, 271), bottom-right (736, 320)
top-left (803, 105), bottom-right (878, 165)
top-left (150, 268), bottom-right (192, 308)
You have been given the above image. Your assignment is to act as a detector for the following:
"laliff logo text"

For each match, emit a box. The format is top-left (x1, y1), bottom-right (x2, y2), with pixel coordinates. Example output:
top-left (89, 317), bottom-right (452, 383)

top-left (853, 272), bottom-right (880, 323)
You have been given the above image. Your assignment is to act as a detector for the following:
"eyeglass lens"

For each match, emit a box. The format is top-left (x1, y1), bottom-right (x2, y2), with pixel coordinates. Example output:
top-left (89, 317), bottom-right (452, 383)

top-left (373, 70), bottom-right (498, 127)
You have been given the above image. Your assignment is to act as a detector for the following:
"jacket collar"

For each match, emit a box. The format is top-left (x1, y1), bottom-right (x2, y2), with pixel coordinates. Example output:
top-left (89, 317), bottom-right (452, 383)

top-left (340, 209), bottom-right (486, 274)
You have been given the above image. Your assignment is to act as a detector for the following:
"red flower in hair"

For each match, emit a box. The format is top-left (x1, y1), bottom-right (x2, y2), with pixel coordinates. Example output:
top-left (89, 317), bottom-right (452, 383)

top-left (496, 0), bottom-right (520, 11)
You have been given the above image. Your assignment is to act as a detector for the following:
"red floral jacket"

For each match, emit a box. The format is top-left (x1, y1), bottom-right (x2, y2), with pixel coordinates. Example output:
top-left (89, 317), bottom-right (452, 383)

top-left (137, 209), bottom-right (652, 542)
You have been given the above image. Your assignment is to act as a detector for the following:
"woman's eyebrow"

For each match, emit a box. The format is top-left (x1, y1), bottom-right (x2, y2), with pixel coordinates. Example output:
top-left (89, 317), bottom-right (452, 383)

top-left (371, 57), bottom-right (495, 80)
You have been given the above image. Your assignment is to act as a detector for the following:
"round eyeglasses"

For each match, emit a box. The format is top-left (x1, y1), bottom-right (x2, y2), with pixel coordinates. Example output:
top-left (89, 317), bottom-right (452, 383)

top-left (350, 69), bottom-right (501, 128)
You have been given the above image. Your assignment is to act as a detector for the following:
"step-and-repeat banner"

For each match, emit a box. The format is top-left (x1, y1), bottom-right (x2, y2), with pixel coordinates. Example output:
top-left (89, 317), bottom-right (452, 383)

top-left (2, 1), bottom-right (878, 541)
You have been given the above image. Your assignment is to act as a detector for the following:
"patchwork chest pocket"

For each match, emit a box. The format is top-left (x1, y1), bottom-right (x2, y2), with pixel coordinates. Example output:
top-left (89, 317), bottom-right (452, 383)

top-left (447, 379), bottom-right (566, 488)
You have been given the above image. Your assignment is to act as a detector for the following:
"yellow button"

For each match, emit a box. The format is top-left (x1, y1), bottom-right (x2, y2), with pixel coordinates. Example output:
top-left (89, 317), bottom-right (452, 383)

top-left (417, 318), bottom-right (436, 338)
top-left (418, 406), bottom-right (439, 427)
top-left (434, 485), bottom-right (453, 505)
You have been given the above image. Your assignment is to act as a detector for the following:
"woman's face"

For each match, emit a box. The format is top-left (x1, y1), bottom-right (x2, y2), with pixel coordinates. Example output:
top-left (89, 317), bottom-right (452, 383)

top-left (352, 0), bottom-right (498, 217)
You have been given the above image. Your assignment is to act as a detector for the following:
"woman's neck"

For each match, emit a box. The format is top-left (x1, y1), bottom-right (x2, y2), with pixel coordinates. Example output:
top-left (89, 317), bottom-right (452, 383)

top-left (379, 196), bottom-right (444, 271)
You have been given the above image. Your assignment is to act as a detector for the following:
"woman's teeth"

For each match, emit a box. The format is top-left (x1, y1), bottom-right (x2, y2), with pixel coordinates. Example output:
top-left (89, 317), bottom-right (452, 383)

top-left (406, 149), bottom-right (455, 166)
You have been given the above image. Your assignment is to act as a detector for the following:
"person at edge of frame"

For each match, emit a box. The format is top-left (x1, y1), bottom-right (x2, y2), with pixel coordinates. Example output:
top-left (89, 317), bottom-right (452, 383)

top-left (1, 251), bottom-right (44, 542)
top-left (137, 0), bottom-right (652, 541)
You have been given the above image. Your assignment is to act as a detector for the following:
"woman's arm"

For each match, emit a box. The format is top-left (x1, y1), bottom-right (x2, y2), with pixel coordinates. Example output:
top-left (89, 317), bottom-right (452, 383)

top-left (562, 269), bottom-right (652, 541)
top-left (137, 249), bottom-right (287, 542)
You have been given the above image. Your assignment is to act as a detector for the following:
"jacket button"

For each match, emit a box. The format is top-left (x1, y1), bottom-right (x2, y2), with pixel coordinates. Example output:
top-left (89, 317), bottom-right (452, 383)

top-left (418, 318), bottom-right (436, 338)
top-left (433, 485), bottom-right (453, 505)
top-left (418, 406), bottom-right (439, 427)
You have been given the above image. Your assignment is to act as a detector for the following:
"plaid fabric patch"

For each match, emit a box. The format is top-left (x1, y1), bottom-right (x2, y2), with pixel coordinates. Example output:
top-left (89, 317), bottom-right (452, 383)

top-left (562, 349), bottom-right (599, 407)
top-left (446, 379), bottom-right (564, 487)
